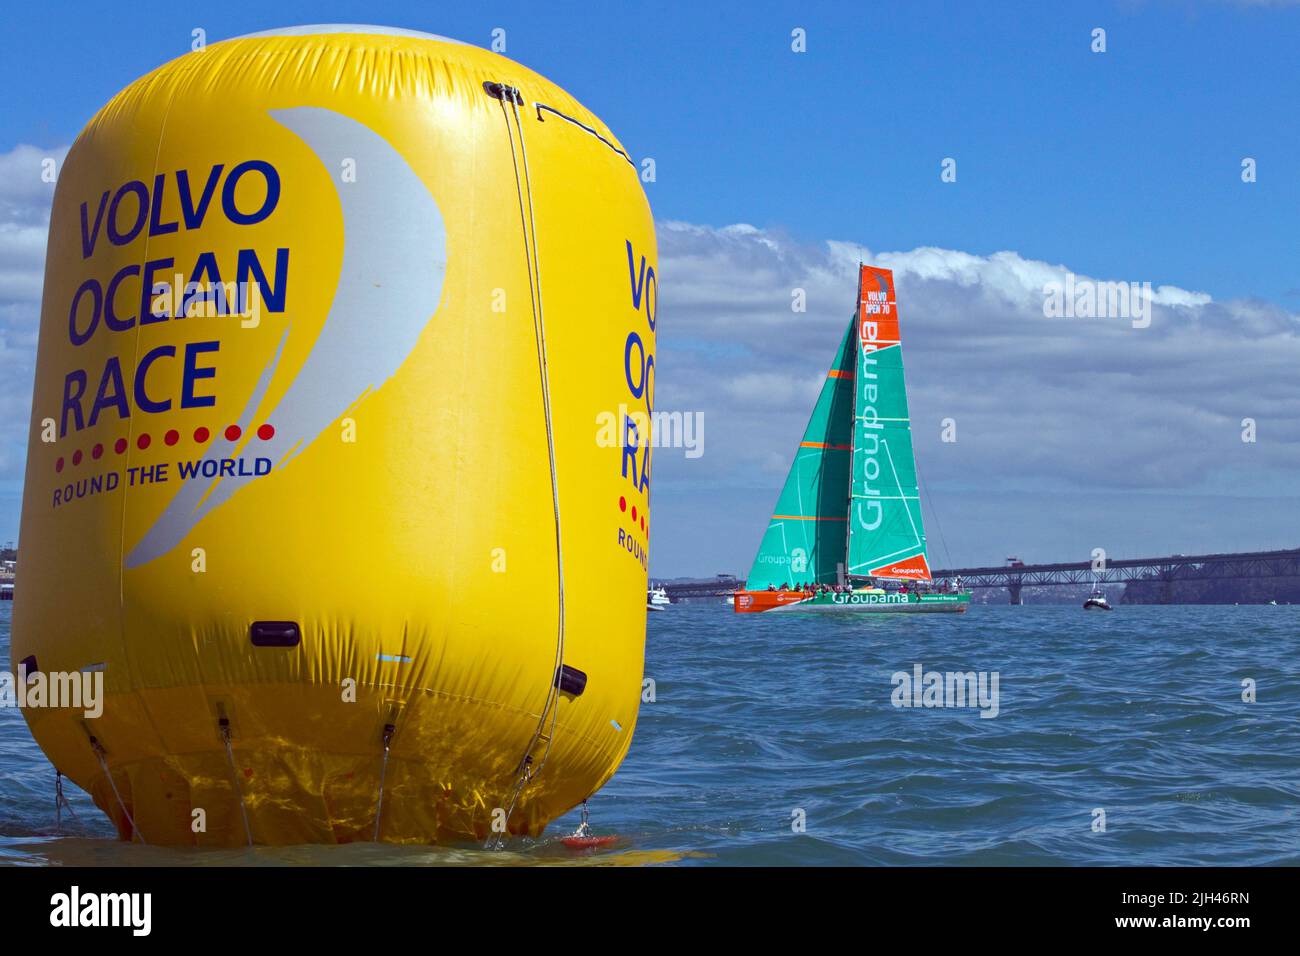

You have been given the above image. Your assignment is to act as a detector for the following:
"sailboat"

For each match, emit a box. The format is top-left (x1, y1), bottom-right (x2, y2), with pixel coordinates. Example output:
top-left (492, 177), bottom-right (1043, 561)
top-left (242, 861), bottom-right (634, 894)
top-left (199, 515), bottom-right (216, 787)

top-left (733, 265), bottom-right (970, 614)
top-left (1083, 582), bottom-right (1112, 611)
top-left (1082, 588), bottom-right (1112, 611)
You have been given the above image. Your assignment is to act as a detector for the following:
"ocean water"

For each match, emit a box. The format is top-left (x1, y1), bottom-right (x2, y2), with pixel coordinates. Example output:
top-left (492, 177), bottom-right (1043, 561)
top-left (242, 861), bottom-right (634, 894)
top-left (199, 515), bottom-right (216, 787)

top-left (1, 600), bottom-right (1297, 866)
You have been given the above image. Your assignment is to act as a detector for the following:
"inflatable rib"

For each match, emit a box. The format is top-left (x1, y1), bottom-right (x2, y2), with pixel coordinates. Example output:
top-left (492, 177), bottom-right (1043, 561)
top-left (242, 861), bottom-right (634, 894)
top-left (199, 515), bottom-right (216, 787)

top-left (14, 25), bottom-right (656, 845)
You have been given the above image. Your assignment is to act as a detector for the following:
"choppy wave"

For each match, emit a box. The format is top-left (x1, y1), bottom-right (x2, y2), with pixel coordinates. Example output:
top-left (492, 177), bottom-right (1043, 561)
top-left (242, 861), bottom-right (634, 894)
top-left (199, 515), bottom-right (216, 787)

top-left (2, 602), bottom-right (1297, 865)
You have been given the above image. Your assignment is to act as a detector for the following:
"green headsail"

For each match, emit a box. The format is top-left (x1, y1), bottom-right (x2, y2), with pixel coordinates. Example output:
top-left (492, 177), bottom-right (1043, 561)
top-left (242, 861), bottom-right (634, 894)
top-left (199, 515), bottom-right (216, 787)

top-left (846, 266), bottom-right (931, 580)
top-left (743, 321), bottom-right (856, 589)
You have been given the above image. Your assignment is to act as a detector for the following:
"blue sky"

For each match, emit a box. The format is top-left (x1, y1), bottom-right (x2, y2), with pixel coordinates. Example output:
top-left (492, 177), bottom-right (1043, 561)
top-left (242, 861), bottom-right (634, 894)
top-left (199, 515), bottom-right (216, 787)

top-left (4, 1), bottom-right (1298, 302)
top-left (2, 1), bottom-right (1298, 573)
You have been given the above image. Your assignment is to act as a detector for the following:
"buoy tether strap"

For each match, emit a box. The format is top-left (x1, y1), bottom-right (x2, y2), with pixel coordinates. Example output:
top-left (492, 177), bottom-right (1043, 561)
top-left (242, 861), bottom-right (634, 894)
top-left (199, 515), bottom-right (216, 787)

top-left (54, 769), bottom-right (78, 832)
top-left (87, 735), bottom-right (145, 844)
top-left (372, 721), bottom-right (396, 842)
top-left (218, 717), bottom-right (254, 848)
top-left (573, 800), bottom-right (592, 839)
top-left (488, 82), bottom-right (568, 843)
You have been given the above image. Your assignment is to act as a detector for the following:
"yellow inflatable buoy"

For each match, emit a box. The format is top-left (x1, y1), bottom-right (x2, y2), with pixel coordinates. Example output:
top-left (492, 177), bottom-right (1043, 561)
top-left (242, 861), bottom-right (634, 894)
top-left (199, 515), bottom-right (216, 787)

top-left (14, 25), bottom-right (657, 845)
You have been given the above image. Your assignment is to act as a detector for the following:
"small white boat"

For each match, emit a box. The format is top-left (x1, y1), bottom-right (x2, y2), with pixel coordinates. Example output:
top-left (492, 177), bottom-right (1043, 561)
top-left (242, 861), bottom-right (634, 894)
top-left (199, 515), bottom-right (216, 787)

top-left (1083, 588), bottom-right (1111, 611)
top-left (646, 585), bottom-right (671, 611)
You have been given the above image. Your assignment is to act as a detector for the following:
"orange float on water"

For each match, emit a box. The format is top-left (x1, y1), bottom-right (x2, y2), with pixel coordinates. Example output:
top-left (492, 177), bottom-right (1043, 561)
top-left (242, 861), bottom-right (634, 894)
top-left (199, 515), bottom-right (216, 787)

top-left (562, 834), bottom-right (619, 849)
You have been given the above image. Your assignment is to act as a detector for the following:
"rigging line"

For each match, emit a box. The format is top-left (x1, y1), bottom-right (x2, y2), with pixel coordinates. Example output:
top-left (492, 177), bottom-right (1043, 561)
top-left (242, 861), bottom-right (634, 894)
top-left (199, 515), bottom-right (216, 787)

top-left (916, 462), bottom-right (953, 571)
top-left (843, 279), bottom-right (861, 585)
top-left (219, 719), bottom-right (254, 847)
top-left (532, 102), bottom-right (636, 168)
top-left (511, 91), bottom-right (566, 788)
top-left (372, 722), bottom-right (395, 842)
top-left (88, 736), bottom-right (145, 844)
top-left (489, 90), bottom-right (567, 843)
top-left (54, 769), bottom-right (78, 832)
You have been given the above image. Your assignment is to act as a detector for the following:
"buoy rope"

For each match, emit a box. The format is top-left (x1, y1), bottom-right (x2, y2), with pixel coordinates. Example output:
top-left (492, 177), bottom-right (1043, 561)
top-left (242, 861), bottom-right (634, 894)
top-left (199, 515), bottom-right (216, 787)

top-left (218, 719), bottom-right (254, 847)
top-left (511, 95), bottom-right (567, 786)
top-left (54, 769), bottom-right (78, 832)
top-left (88, 736), bottom-right (145, 844)
top-left (490, 87), bottom-right (568, 844)
top-left (572, 799), bottom-right (592, 839)
top-left (532, 103), bottom-right (636, 169)
top-left (372, 722), bottom-right (395, 842)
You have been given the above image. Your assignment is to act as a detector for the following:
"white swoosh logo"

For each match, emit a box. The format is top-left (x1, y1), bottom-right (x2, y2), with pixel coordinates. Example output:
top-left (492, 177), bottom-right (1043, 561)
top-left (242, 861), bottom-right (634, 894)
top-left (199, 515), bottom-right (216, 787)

top-left (125, 106), bottom-right (447, 567)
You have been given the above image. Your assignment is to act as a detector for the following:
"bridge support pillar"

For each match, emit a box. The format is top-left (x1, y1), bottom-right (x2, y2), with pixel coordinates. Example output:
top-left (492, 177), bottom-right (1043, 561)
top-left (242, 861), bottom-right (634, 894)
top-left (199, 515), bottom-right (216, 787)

top-left (1008, 580), bottom-right (1023, 605)
top-left (1161, 576), bottom-right (1175, 605)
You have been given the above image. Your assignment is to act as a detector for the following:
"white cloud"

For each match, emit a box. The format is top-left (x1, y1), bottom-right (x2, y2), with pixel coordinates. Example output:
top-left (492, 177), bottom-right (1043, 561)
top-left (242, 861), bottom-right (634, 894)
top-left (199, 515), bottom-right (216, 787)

top-left (0, 144), bottom-right (65, 225)
top-left (0, 144), bottom-right (66, 485)
top-left (722, 371), bottom-right (823, 408)
top-left (650, 222), bottom-right (1300, 572)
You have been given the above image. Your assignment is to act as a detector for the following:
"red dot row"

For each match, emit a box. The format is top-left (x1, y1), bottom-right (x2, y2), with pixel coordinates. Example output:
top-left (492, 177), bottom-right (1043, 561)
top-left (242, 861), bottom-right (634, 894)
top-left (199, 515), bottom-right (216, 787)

top-left (618, 495), bottom-right (648, 533)
top-left (55, 424), bottom-right (275, 473)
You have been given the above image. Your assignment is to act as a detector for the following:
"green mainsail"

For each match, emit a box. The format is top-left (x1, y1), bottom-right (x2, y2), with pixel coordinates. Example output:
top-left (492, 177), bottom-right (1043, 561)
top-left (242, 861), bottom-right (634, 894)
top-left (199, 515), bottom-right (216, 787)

top-left (846, 266), bottom-right (930, 579)
top-left (743, 321), bottom-right (856, 589)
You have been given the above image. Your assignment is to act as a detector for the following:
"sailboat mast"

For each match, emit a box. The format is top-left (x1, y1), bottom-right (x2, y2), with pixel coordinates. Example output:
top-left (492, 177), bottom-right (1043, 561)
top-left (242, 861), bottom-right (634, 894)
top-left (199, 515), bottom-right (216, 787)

top-left (840, 263), bottom-right (862, 587)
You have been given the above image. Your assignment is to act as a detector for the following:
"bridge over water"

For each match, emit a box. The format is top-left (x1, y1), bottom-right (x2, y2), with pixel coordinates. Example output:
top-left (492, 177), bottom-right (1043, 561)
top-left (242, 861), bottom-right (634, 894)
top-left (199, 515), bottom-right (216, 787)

top-left (932, 548), bottom-right (1300, 604)
top-left (660, 548), bottom-right (1300, 604)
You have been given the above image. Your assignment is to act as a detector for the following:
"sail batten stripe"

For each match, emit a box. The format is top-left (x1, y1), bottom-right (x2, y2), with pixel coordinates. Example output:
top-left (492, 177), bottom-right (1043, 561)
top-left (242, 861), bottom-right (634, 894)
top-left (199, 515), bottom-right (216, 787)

top-left (799, 441), bottom-right (851, 450)
top-left (773, 515), bottom-right (848, 522)
top-left (850, 543), bottom-right (927, 567)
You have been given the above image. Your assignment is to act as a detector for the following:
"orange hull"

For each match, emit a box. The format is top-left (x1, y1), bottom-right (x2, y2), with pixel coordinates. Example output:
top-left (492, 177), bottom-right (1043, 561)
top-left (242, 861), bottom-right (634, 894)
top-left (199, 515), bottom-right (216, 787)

top-left (733, 590), bottom-right (812, 613)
